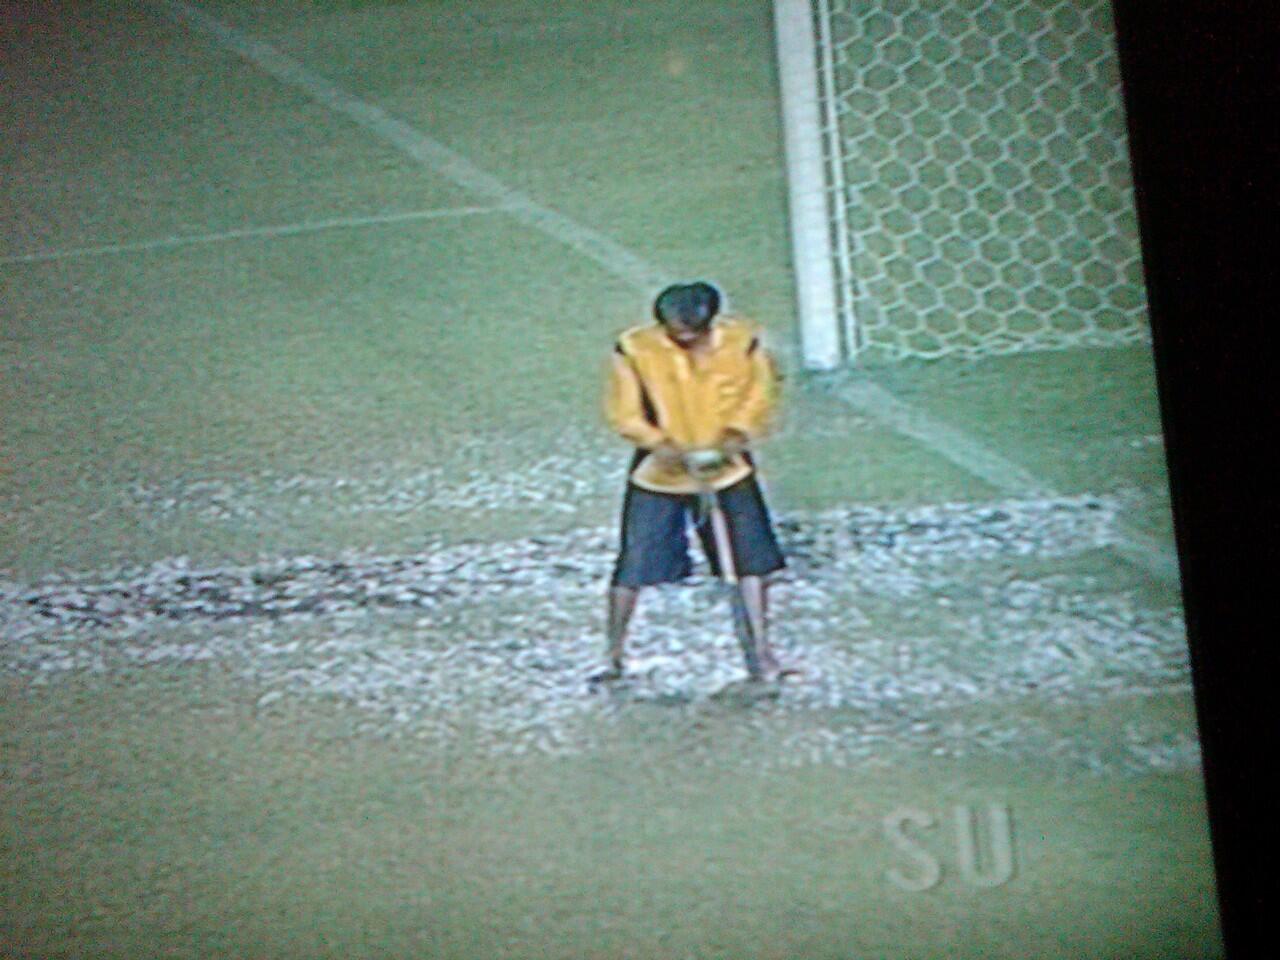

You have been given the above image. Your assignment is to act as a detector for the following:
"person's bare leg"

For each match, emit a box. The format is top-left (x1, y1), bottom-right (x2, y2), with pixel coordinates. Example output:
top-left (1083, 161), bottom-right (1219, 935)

top-left (595, 585), bottom-right (639, 680)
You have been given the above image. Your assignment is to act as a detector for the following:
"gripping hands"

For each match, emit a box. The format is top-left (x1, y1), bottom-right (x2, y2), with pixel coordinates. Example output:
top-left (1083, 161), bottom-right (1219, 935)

top-left (652, 428), bottom-right (749, 482)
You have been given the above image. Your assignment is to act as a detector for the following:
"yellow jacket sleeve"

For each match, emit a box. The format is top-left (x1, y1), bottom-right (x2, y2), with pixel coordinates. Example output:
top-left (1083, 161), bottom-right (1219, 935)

top-left (604, 349), bottom-right (668, 449)
top-left (723, 339), bottom-right (779, 440)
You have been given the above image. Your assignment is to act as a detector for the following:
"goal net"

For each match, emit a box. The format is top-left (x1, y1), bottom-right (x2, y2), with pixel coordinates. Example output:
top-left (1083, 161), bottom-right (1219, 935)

top-left (775, 0), bottom-right (1151, 367)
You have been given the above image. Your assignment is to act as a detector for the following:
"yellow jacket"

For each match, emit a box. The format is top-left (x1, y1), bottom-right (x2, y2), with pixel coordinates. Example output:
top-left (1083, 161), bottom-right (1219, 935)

top-left (604, 317), bottom-right (779, 493)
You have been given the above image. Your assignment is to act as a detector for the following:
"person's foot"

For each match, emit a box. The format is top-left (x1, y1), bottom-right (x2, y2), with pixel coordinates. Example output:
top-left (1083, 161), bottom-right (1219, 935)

top-left (754, 649), bottom-right (803, 682)
top-left (587, 659), bottom-right (625, 685)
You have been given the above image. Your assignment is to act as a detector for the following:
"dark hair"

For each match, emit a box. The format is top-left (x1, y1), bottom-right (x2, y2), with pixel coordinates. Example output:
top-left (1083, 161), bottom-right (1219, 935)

top-left (653, 281), bottom-right (721, 330)
top-left (687, 281), bottom-right (721, 324)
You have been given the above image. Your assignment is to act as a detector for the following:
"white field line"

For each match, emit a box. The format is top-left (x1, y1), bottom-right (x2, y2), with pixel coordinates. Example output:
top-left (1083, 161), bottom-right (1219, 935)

top-left (148, 0), bottom-right (1179, 584)
top-left (152, 0), bottom-right (671, 292)
top-left (837, 381), bottom-right (1180, 581)
top-left (0, 206), bottom-right (508, 265)
top-left (837, 380), bottom-right (1054, 497)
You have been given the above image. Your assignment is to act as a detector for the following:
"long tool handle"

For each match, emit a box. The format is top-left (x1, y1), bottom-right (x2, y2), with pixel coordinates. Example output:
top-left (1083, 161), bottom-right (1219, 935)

top-left (700, 486), bottom-right (763, 676)
top-left (701, 489), bottom-right (738, 585)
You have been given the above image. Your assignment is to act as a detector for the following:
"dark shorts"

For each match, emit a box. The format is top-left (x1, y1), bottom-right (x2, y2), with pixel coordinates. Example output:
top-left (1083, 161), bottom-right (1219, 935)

top-left (611, 473), bottom-right (787, 587)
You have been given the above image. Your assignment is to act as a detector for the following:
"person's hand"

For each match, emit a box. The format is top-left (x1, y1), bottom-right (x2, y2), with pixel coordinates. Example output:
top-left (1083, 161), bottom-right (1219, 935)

top-left (650, 442), bottom-right (685, 469)
top-left (718, 428), bottom-right (749, 459)
top-left (684, 447), bottom-right (727, 478)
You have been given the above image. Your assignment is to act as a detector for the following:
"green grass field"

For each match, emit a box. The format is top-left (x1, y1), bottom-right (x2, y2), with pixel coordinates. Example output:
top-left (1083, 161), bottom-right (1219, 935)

top-left (3, 668), bottom-right (1218, 960)
top-left (2, 1), bottom-right (1219, 957)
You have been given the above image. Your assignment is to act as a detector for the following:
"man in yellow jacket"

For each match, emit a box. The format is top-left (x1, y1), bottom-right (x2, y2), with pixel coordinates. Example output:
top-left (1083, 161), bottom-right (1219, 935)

top-left (597, 281), bottom-right (788, 683)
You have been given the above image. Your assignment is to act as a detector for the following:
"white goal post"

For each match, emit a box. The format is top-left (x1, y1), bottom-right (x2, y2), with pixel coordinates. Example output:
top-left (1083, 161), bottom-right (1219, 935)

top-left (773, 0), bottom-right (1152, 367)
top-left (773, 0), bottom-right (848, 370)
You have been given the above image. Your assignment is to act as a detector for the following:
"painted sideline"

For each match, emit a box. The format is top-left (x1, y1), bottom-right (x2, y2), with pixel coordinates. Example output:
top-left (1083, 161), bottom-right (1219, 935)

top-left (147, 0), bottom-right (1178, 584)
top-left (835, 381), bottom-right (1179, 581)
top-left (152, 0), bottom-right (670, 292)
top-left (0, 206), bottom-right (508, 265)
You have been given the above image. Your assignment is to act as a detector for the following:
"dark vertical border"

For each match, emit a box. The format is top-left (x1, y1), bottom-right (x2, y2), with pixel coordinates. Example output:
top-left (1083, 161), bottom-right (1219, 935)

top-left (1112, 2), bottom-right (1277, 956)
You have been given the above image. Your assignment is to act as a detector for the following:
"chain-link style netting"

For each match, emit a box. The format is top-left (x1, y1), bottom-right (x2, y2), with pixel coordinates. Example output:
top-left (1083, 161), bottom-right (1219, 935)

top-left (815, 0), bottom-right (1149, 361)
